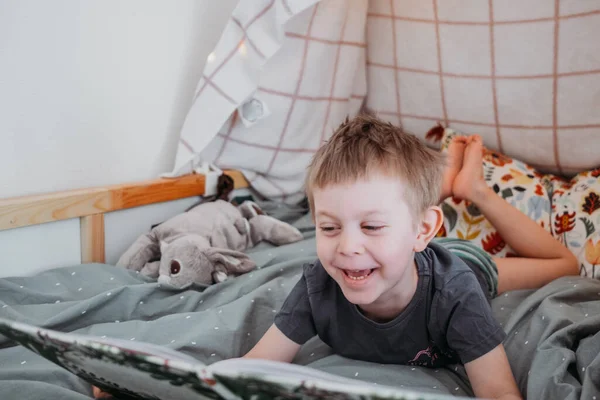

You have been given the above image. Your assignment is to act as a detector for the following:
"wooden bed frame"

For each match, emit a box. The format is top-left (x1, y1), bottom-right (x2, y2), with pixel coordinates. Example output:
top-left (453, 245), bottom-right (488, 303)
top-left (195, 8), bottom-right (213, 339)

top-left (0, 170), bottom-right (249, 264)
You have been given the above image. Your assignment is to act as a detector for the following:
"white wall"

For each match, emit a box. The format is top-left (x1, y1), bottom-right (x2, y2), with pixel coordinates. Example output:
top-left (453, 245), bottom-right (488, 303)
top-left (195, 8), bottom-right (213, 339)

top-left (0, 0), bottom-right (239, 277)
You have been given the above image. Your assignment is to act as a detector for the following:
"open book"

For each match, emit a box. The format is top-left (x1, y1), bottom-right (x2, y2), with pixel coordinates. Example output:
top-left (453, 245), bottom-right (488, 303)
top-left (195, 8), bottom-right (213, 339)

top-left (0, 317), bottom-right (461, 400)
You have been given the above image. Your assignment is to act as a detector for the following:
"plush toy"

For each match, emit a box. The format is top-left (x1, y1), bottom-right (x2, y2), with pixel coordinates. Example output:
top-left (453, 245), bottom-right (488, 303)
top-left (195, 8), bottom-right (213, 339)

top-left (116, 200), bottom-right (303, 288)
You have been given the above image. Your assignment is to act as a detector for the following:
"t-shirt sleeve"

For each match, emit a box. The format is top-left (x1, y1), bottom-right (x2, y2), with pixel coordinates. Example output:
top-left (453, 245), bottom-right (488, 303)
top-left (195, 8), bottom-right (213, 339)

top-left (273, 272), bottom-right (317, 345)
top-left (434, 272), bottom-right (506, 364)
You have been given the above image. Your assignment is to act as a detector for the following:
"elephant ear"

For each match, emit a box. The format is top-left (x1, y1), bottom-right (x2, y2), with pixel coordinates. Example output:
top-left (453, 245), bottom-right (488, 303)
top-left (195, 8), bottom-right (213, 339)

top-left (205, 248), bottom-right (256, 275)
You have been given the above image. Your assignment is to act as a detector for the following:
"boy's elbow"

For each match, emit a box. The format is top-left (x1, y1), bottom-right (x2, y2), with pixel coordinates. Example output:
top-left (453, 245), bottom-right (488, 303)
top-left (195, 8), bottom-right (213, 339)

top-left (563, 250), bottom-right (579, 276)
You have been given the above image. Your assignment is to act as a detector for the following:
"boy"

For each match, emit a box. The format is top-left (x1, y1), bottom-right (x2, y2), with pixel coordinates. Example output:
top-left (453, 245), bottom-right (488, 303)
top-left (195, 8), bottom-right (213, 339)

top-left (243, 116), bottom-right (578, 400)
top-left (94, 115), bottom-right (577, 399)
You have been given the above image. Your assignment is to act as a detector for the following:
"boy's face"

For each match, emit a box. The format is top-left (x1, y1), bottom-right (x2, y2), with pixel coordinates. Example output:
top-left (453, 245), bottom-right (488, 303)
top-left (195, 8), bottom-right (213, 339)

top-left (312, 173), bottom-right (421, 313)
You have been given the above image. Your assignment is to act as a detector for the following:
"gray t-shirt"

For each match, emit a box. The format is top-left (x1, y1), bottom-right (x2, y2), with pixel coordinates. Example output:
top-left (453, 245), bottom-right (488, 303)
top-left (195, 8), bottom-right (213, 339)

top-left (273, 241), bottom-right (506, 367)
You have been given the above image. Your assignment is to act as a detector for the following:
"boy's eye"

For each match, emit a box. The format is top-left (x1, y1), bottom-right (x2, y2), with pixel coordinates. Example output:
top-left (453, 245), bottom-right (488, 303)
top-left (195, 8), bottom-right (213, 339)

top-left (362, 225), bottom-right (384, 231)
top-left (319, 226), bottom-right (337, 232)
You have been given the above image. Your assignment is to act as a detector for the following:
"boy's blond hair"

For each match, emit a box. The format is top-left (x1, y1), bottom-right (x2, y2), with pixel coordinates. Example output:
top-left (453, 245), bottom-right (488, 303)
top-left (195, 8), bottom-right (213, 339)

top-left (305, 114), bottom-right (447, 217)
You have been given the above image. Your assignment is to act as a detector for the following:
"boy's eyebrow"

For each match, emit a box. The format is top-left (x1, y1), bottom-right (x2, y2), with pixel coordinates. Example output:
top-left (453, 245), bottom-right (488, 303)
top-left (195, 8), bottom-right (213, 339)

top-left (315, 210), bottom-right (387, 218)
top-left (315, 210), bottom-right (336, 219)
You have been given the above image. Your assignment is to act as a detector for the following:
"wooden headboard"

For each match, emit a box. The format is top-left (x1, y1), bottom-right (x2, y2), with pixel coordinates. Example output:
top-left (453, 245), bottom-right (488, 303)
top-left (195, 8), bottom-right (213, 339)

top-left (0, 170), bottom-right (249, 264)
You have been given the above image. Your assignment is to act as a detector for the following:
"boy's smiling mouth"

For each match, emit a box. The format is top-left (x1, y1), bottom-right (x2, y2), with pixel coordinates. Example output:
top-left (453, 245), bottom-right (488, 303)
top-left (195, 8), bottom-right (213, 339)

top-left (343, 269), bottom-right (374, 280)
top-left (335, 266), bottom-right (377, 284)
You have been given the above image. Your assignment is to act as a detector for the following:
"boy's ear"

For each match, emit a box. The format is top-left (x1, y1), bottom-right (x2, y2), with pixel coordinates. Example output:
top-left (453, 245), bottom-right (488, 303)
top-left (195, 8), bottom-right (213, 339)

top-left (413, 205), bottom-right (444, 252)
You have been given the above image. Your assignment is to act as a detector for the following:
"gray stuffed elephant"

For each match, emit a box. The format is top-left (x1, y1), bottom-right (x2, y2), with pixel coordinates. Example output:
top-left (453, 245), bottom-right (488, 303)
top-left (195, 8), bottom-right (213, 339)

top-left (116, 200), bottom-right (303, 288)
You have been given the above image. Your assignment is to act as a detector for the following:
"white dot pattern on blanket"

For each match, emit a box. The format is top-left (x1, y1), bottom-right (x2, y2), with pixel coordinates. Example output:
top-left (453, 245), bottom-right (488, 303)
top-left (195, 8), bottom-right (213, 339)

top-left (71, 272), bottom-right (76, 276)
top-left (110, 277), bottom-right (114, 281)
top-left (211, 353), bottom-right (216, 357)
top-left (355, 372), bottom-right (358, 376)
top-left (433, 386), bottom-right (437, 389)
top-left (78, 288), bottom-right (82, 292)
top-left (171, 340), bottom-right (175, 343)
top-left (525, 341), bottom-right (529, 345)
top-left (186, 315), bottom-right (191, 319)
top-left (214, 327), bottom-right (219, 330)
top-left (55, 300), bottom-right (60, 304)
top-left (19, 286), bottom-right (23, 289)
top-left (21, 361), bottom-right (26, 365)
top-left (191, 341), bottom-right (196, 345)
top-left (115, 320), bottom-right (119, 323)
top-left (130, 338), bottom-right (135, 341)
top-left (139, 301), bottom-right (144, 305)
top-left (582, 367), bottom-right (586, 372)
top-left (2, 305), bottom-right (6, 309)
top-left (56, 283), bottom-right (60, 286)
top-left (180, 296), bottom-right (185, 300)
top-left (107, 292), bottom-right (111, 296)
top-left (455, 387), bottom-right (459, 391)
top-left (81, 311), bottom-right (86, 315)
top-left (101, 336), bottom-right (106, 339)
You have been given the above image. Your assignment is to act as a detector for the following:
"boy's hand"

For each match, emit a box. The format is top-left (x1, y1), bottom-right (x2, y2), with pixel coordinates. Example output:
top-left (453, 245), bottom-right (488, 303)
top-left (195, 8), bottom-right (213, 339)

top-left (464, 344), bottom-right (523, 400)
top-left (92, 385), bottom-right (112, 399)
top-left (243, 323), bottom-right (300, 362)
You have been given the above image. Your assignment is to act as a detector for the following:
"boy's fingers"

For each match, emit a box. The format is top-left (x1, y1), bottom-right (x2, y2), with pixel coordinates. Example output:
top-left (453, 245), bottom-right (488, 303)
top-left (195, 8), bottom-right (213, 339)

top-left (92, 386), bottom-right (113, 399)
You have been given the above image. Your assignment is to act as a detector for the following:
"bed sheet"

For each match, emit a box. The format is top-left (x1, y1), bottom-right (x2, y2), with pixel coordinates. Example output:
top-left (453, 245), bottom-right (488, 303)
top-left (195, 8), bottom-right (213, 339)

top-left (0, 204), bottom-right (599, 399)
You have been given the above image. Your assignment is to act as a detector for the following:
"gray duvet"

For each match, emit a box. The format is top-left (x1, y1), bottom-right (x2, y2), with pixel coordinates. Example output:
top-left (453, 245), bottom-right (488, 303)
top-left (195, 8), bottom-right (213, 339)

top-left (0, 205), bottom-right (599, 399)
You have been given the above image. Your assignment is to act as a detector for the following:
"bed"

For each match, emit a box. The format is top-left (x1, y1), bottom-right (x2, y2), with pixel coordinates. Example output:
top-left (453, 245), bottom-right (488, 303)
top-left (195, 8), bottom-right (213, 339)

top-left (0, 169), bottom-right (599, 400)
top-left (3, 1), bottom-right (600, 399)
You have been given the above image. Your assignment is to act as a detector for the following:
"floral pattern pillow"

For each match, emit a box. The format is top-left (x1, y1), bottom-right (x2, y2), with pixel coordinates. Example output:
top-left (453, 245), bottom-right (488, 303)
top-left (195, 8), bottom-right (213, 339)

top-left (549, 170), bottom-right (600, 279)
top-left (433, 128), bottom-right (553, 258)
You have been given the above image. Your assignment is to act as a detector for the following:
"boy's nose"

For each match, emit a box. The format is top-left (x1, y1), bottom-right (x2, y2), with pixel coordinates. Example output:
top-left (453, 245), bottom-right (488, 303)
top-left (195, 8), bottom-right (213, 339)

top-left (338, 230), bottom-right (364, 256)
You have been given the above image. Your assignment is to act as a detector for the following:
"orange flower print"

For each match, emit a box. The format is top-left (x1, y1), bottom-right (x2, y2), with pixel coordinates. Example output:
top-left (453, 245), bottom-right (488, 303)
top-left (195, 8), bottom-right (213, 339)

top-left (425, 123), bottom-right (445, 142)
top-left (585, 238), bottom-right (600, 277)
top-left (484, 149), bottom-right (512, 167)
top-left (591, 168), bottom-right (600, 178)
top-left (554, 211), bottom-right (576, 235)
top-left (535, 184), bottom-right (544, 196)
top-left (501, 174), bottom-right (513, 182)
top-left (482, 232), bottom-right (506, 255)
top-left (436, 224), bottom-right (447, 238)
top-left (560, 181), bottom-right (574, 190)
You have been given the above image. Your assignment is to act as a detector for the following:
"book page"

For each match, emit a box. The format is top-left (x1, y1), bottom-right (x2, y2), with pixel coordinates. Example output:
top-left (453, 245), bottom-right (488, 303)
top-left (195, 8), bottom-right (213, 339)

top-left (210, 358), bottom-right (369, 385)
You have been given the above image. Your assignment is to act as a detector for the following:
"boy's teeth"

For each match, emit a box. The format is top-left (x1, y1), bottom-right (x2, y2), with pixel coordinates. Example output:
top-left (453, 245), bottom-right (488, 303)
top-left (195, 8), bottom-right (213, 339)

top-left (345, 269), bottom-right (371, 280)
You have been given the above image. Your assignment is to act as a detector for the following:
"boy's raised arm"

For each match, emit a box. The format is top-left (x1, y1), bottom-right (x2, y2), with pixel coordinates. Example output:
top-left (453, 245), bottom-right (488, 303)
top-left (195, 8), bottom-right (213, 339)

top-left (243, 323), bottom-right (301, 363)
top-left (464, 344), bottom-right (523, 400)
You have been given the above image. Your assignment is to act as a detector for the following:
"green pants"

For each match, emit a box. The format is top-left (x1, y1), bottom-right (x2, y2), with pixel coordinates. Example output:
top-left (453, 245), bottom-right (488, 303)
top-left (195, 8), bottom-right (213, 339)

top-left (433, 237), bottom-right (499, 299)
